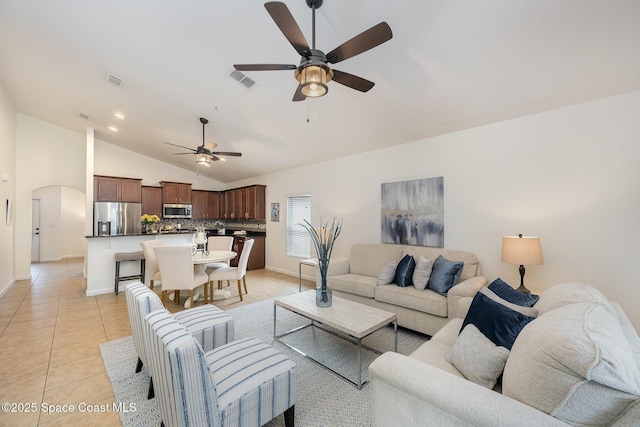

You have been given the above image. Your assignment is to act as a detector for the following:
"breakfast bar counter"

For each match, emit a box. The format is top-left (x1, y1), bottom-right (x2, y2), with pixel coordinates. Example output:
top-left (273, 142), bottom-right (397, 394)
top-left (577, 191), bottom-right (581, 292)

top-left (85, 232), bottom-right (195, 296)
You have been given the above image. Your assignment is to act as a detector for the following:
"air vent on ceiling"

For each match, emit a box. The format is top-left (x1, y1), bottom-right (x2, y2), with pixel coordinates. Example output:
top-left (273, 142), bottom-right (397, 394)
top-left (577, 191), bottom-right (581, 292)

top-left (78, 112), bottom-right (90, 120)
top-left (229, 69), bottom-right (255, 88)
top-left (107, 73), bottom-right (124, 87)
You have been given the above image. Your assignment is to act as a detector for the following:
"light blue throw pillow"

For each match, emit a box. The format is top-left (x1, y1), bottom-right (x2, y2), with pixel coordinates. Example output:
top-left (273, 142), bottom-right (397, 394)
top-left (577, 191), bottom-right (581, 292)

top-left (427, 255), bottom-right (464, 295)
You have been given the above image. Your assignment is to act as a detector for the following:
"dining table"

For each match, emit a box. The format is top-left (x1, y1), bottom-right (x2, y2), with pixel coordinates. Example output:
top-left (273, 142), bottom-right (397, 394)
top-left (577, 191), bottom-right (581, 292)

top-left (173, 250), bottom-right (236, 308)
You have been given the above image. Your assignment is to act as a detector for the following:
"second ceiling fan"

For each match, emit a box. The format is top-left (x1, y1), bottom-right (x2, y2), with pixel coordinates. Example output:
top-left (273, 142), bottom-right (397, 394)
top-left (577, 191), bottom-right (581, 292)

top-left (165, 118), bottom-right (241, 168)
top-left (234, 0), bottom-right (393, 101)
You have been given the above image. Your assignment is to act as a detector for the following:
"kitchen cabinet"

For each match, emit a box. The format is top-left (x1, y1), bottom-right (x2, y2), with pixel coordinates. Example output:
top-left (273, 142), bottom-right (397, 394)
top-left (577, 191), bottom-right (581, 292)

top-left (192, 190), bottom-right (221, 219)
top-left (161, 182), bottom-right (192, 204)
top-left (207, 191), bottom-right (221, 218)
top-left (231, 235), bottom-right (265, 270)
top-left (94, 176), bottom-right (142, 202)
top-left (223, 190), bottom-right (235, 219)
top-left (141, 186), bottom-right (163, 217)
top-left (221, 185), bottom-right (266, 220)
top-left (244, 185), bottom-right (266, 220)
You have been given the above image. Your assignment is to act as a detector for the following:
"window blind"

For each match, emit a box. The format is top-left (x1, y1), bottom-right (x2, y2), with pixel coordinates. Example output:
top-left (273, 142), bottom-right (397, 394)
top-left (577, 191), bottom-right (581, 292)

top-left (287, 195), bottom-right (311, 258)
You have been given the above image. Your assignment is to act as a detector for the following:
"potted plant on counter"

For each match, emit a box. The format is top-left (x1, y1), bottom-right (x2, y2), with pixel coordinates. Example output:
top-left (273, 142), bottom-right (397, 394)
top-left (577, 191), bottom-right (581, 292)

top-left (213, 220), bottom-right (226, 235)
top-left (141, 214), bottom-right (161, 234)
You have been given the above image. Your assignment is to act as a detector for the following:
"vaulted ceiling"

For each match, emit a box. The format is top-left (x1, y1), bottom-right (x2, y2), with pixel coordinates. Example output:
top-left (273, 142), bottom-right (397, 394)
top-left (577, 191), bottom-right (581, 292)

top-left (1, 0), bottom-right (639, 183)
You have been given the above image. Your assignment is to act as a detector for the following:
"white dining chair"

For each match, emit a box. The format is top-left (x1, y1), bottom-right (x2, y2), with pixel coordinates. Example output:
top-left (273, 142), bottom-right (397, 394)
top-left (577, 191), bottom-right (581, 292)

top-left (205, 236), bottom-right (234, 270)
top-left (208, 238), bottom-right (254, 301)
top-left (140, 240), bottom-right (164, 290)
top-left (154, 245), bottom-right (208, 308)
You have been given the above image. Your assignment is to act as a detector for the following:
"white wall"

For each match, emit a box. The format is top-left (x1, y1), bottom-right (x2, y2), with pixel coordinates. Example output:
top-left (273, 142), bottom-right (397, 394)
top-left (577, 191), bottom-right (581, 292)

top-left (0, 84), bottom-right (16, 294)
top-left (15, 114), bottom-right (86, 279)
top-left (233, 90), bottom-right (640, 329)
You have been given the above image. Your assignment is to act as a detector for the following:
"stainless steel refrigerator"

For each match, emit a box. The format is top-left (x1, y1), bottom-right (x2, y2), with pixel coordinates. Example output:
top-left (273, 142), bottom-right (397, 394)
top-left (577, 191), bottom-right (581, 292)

top-left (94, 202), bottom-right (142, 236)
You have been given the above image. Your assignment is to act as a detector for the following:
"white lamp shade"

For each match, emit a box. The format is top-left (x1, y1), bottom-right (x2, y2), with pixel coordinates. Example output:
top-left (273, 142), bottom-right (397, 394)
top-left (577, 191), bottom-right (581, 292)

top-left (501, 236), bottom-right (544, 265)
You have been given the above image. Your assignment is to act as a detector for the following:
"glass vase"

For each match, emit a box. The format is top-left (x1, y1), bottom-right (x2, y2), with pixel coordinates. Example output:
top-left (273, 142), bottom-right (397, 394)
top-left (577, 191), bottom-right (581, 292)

top-left (316, 285), bottom-right (332, 307)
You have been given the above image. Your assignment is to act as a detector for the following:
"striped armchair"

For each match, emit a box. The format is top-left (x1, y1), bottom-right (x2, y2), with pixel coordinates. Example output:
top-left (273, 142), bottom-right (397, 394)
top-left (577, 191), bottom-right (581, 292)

top-left (125, 282), bottom-right (234, 397)
top-left (144, 308), bottom-right (297, 427)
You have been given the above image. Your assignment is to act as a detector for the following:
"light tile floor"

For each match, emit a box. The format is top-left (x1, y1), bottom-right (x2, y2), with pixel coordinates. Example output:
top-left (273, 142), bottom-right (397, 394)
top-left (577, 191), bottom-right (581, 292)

top-left (0, 258), bottom-right (314, 426)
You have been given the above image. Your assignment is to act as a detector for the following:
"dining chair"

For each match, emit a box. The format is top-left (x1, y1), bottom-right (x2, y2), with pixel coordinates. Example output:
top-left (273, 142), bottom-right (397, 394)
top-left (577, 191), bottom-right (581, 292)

top-left (205, 235), bottom-right (234, 270)
top-left (208, 238), bottom-right (254, 301)
top-left (125, 282), bottom-right (234, 400)
top-left (154, 245), bottom-right (208, 308)
top-left (143, 308), bottom-right (296, 427)
top-left (139, 239), bottom-right (164, 290)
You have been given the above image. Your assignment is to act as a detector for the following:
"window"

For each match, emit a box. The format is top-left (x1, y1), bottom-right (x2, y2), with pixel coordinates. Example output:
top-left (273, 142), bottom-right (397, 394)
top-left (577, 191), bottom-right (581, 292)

top-left (287, 195), bottom-right (311, 258)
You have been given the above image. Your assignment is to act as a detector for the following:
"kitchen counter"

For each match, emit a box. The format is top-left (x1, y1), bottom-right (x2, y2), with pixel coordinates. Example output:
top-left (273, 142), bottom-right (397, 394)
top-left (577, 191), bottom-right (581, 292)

top-left (85, 232), bottom-right (195, 296)
top-left (86, 230), bottom-right (196, 238)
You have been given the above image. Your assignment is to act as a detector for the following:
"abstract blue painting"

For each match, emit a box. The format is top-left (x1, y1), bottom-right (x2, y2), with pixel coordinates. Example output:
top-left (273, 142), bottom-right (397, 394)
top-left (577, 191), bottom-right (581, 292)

top-left (381, 177), bottom-right (444, 247)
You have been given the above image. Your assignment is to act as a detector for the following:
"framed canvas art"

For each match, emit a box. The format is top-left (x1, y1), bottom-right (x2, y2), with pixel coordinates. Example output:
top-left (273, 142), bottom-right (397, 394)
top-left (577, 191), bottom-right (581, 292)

top-left (381, 177), bottom-right (444, 247)
top-left (271, 202), bottom-right (280, 222)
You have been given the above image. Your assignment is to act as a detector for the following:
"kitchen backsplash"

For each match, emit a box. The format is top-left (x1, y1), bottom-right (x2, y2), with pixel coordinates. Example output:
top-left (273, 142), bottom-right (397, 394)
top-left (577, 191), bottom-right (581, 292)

top-left (158, 219), bottom-right (266, 231)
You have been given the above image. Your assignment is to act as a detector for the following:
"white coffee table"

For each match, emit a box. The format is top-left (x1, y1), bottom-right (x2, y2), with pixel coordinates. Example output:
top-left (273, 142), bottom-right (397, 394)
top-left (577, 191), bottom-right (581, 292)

top-left (274, 290), bottom-right (397, 390)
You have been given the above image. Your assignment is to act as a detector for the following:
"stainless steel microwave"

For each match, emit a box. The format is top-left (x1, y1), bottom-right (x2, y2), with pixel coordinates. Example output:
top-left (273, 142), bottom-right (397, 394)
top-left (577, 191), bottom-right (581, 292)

top-left (163, 204), bottom-right (192, 219)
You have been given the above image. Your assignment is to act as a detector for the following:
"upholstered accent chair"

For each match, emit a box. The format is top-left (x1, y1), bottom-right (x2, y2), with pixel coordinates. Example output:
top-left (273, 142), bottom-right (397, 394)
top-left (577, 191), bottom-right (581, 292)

top-left (125, 282), bottom-right (234, 398)
top-left (144, 308), bottom-right (297, 427)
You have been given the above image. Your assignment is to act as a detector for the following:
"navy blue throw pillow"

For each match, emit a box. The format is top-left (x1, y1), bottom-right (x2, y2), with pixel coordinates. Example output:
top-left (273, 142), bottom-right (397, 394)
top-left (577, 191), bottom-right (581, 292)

top-left (461, 292), bottom-right (535, 350)
top-left (427, 255), bottom-right (464, 296)
top-left (488, 278), bottom-right (539, 307)
top-left (394, 255), bottom-right (416, 287)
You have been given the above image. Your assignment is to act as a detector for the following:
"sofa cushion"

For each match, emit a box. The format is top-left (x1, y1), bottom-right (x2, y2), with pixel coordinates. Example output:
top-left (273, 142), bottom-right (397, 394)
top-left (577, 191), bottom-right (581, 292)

top-left (349, 243), bottom-right (404, 277)
top-left (394, 255), bottom-right (416, 287)
top-left (446, 324), bottom-right (510, 389)
top-left (427, 255), bottom-right (464, 296)
top-left (488, 278), bottom-right (539, 307)
top-left (479, 287), bottom-right (538, 318)
top-left (327, 273), bottom-right (378, 298)
top-left (375, 285), bottom-right (448, 317)
top-left (377, 261), bottom-right (398, 286)
top-left (409, 318), bottom-right (465, 379)
top-left (461, 292), bottom-right (535, 350)
top-left (534, 282), bottom-right (618, 318)
top-left (503, 303), bottom-right (640, 426)
top-left (412, 256), bottom-right (434, 291)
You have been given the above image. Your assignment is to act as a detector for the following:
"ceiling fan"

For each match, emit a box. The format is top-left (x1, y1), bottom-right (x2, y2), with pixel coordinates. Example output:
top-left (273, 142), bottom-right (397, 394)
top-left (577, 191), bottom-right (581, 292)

top-left (165, 118), bottom-right (241, 169)
top-left (234, 0), bottom-right (392, 101)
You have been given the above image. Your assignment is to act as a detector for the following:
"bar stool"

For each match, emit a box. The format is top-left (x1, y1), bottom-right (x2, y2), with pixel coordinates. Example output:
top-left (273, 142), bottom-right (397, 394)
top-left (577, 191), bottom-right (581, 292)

top-left (114, 251), bottom-right (146, 295)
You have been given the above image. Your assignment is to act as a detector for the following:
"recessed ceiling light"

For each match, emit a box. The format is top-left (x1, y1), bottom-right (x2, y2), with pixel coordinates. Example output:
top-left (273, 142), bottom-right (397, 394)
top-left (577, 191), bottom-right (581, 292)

top-left (108, 126), bottom-right (118, 132)
top-left (113, 112), bottom-right (125, 120)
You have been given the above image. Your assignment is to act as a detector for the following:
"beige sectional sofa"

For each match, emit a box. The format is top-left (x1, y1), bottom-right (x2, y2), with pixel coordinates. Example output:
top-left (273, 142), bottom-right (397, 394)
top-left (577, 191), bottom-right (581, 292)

top-left (369, 283), bottom-right (640, 426)
top-left (322, 243), bottom-right (488, 336)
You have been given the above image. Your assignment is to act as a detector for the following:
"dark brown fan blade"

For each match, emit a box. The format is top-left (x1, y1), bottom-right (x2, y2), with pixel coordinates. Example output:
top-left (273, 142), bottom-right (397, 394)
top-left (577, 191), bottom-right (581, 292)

top-left (265, 2), bottom-right (311, 56)
top-left (326, 22), bottom-right (393, 64)
top-left (292, 84), bottom-right (306, 102)
top-left (234, 64), bottom-right (297, 71)
top-left (165, 142), bottom-right (197, 152)
top-left (332, 69), bottom-right (375, 92)
top-left (211, 151), bottom-right (242, 157)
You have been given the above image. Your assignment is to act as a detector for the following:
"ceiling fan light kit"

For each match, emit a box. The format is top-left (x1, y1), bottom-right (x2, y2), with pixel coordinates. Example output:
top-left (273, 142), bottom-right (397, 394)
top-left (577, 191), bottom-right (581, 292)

top-left (234, 0), bottom-right (392, 102)
top-left (295, 62), bottom-right (333, 97)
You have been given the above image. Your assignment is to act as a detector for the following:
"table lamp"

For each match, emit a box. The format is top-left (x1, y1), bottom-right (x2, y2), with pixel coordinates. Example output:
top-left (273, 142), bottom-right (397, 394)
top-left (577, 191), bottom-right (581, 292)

top-left (501, 234), bottom-right (544, 293)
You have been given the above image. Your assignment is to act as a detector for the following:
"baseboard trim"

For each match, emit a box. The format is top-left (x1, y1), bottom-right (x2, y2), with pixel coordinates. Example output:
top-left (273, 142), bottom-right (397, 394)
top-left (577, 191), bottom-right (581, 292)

top-left (0, 279), bottom-right (16, 297)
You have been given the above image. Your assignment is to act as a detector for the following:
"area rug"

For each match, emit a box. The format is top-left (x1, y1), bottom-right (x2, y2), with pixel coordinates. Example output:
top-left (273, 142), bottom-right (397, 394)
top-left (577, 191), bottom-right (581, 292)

top-left (100, 299), bottom-right (429, 426)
